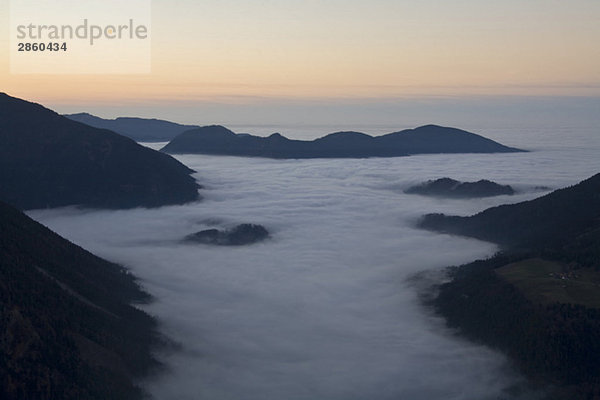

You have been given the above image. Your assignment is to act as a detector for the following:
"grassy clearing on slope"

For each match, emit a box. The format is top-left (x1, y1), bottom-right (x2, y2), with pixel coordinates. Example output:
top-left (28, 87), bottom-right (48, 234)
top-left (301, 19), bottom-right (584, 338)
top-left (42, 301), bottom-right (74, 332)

top-left (496, 258), bottom-right (600, 308)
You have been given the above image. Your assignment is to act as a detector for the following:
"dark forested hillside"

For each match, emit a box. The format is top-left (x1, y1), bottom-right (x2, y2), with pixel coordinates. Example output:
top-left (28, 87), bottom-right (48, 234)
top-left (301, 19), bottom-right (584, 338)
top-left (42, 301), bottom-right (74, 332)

top-left (0, 93), bottom-right (199, 210)
top-left (435, 255), bottom-right (600, 399)
top-left (419, 173), bottom-right (600, 253)
top-left (0, 200), bottom-right (160, 399)
top-left (161, 124), bottom-right (524, 158)
top-left (421, 173), bottom-right (600, 399)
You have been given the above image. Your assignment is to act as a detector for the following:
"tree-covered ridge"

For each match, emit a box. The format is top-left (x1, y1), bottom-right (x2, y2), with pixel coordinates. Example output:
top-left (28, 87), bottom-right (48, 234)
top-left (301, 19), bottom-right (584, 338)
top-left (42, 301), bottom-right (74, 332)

top-left (419, 173), bottom-right (600, 258)
top-left (0, 200), bottom-right (160, 399)
top-left (435, 255), bottom-right (600, 399)
top-left (0, 92), bottom-right (199, 210)
top-left (420, 173), bottom-right (600, 398)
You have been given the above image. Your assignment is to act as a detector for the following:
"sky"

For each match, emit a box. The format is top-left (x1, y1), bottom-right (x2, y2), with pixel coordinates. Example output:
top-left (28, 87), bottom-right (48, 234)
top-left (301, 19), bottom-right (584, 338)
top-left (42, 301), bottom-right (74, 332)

top-left (1, 0), bottom-right (599, 128)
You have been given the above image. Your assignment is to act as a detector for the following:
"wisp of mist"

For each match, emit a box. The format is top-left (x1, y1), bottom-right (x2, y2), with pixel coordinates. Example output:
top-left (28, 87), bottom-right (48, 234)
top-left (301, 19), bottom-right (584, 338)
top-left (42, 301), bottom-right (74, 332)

top-left (30, 128), bottom-right (600, 400)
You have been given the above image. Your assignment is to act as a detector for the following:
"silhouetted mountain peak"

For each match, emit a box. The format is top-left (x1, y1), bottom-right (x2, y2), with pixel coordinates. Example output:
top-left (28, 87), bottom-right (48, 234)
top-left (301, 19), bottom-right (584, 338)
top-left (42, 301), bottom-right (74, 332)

top-left (316, 131), bottom-right (374, 142)
top-left (206, 125), bottom-right (237, 135)
top-left (186, 125), bottom-right (237, 137)
top-left (69, 112), bottom-right (95, 117)
top-left (415, 124), bottom-right (451, 131)
top-left (268, 132), bottom-right (288, 140)
top-left (385, 124), bottom-right (479, 138)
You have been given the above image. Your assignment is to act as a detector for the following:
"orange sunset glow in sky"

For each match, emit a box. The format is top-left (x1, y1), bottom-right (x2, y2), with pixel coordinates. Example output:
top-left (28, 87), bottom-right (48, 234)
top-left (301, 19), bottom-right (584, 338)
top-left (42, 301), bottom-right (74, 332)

top-left (1, 0), bottom-right (599, 109)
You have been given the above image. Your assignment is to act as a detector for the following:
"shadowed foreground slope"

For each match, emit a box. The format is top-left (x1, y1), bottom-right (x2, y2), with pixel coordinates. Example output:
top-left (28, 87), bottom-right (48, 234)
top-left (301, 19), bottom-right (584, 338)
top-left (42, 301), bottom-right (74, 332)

top-left (0, 200), bottom-right (160, 400)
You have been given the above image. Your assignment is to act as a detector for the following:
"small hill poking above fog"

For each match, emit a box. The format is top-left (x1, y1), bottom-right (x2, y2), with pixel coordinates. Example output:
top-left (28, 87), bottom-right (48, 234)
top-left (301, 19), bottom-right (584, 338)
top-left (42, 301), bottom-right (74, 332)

top-left (160, 124), bottom-right (525, 158)
top-left (405, 178), bottom-right (515, 198)
top-left (0, 93), bottom-right (199, 210)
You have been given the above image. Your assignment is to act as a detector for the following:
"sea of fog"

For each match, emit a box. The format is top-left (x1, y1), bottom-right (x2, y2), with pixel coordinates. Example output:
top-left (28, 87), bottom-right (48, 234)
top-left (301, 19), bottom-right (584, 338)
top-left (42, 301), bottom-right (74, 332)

top-left (30, 126), bottom-right (599, 400)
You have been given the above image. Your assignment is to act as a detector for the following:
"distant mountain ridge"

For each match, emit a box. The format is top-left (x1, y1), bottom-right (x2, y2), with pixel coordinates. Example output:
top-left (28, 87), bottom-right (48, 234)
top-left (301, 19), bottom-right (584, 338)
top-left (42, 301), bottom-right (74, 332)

top-left (161, 124), bottom-right (525, 158)
top-left (0, 93), bottom-right (199, 210)
top-left (64, 113), bottom-right (199, 142)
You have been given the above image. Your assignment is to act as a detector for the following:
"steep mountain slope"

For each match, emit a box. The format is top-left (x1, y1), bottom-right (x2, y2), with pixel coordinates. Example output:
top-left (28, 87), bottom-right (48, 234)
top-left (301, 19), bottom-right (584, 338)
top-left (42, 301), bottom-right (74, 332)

top-left (0, 200), bottom-right (159, 399)
top-left (0, 93), bottom-right (199, 210)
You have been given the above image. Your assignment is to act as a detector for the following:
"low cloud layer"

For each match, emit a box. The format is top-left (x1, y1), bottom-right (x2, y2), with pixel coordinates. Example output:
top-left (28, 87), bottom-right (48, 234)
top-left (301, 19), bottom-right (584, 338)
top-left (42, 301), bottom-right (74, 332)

top-left (30, 141), bottom-right (600, 400)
